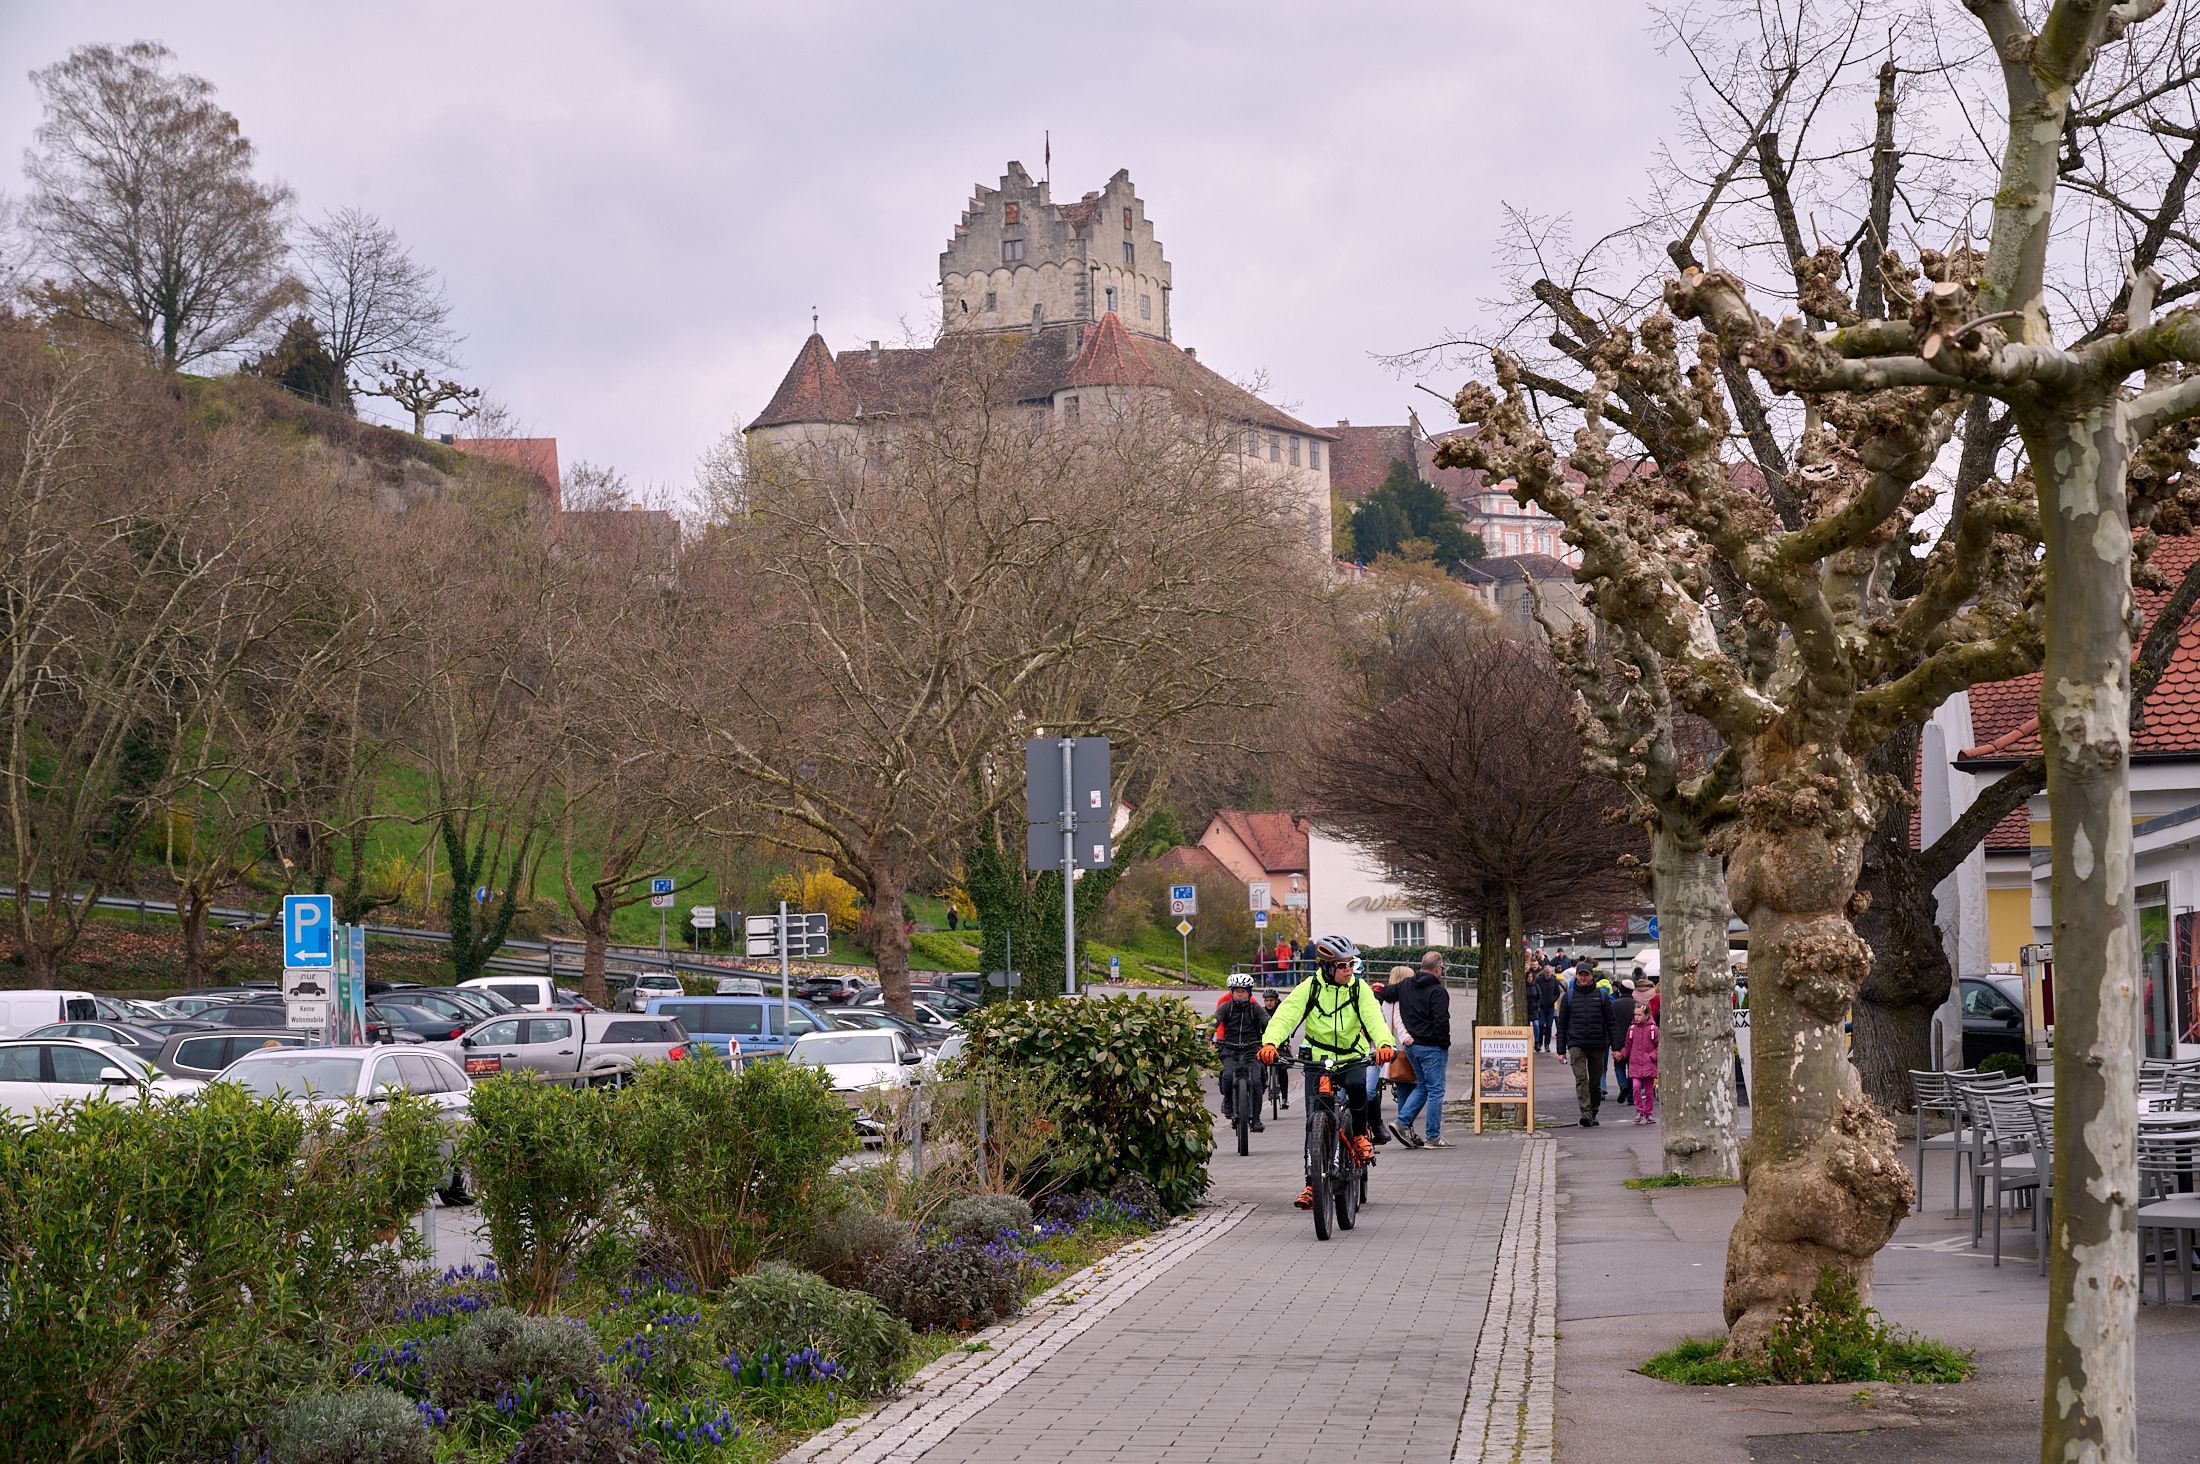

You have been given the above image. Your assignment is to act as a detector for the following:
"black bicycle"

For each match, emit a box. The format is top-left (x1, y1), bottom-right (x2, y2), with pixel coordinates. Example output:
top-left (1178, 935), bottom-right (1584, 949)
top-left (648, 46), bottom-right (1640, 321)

top-left (1218, 1041), bottom-right (1261, 1155)
top-left (1299, 1056), bottom-right (1373, 1240)
top-left (1269, 1045), bottom-right (1289, 1121)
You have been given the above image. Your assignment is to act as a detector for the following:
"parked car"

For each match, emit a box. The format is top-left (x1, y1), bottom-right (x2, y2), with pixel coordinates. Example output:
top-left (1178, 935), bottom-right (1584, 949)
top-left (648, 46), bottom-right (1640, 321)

top-left (208, 998), bottom-right (396, 1045)
top-left (713, 976), bottom-right (768, 996)
top-left (621, 972), bottom-right (686, 1012)
top-left (382, 987), bottom-right (504, 1029)
top-left (850, 982), bottom-right (974, 1015)
top-left (826, 1007), bottom-right (943, 1047)
top-left (452, 1011), bottom-right (701, 1084)
top-left (0, 989), bottom-right (105, 1037)
top-left (0, 1036), bottom-right (204, 1118)
top-left (155, 1029), bottom-right (311, 1080)
top-left (1960, 974), bottom-right (2029, 1071)
top-left (931, 1031), bottom-right (968, 1065)
top-left (162, 993), bottom-right (251, 1018)
top-left (787, 1028), bottom-right (924, 1100)
top-left (644, 994), bottom-right (830, 1061)
top-left (134, 1017), bottom-right (225, 1039)
top-left (19, 1019), bottom-right (176, 1061)
top-left (371, 1002), bottom-right (474, 1044)
top-left (458, 976), bottom-right (562, 1012)
top-left (216, 1045), bottom-right (473, 1204)
top-left (801, 975), bottom-right (864, 1005)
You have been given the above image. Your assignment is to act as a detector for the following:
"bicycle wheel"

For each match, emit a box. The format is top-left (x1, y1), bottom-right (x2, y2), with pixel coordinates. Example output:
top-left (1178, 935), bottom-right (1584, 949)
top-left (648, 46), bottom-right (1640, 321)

top-left (1310, 1109), bottom-right (1334, 1241)
top-left (1335, 1138), bottom-right (1360, 1231)
top-left (1234, 1071), bottom-right (1252, 1156)
top-left (1269, 1068), bottom-right (1283, 1120)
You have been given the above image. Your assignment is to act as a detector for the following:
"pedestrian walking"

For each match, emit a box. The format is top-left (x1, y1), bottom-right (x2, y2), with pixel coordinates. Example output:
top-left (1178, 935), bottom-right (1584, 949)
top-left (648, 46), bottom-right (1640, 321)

top-left (1555, 959), bottom-right (1619, 1126)
top-left (1384, 951), bottom-right (1453, 1148)
top-left (1617, 1002), bottom-right (1660, 1123)
top-left (1528, 963), bottom-right (1560, 1052)
top-left (1609, 978), bottom-right (1639, 1108)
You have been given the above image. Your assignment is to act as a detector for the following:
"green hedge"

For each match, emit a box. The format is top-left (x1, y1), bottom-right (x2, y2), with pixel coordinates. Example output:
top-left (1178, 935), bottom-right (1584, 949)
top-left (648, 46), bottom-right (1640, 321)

top-left (963, 995), bottom-right (1214, 1213)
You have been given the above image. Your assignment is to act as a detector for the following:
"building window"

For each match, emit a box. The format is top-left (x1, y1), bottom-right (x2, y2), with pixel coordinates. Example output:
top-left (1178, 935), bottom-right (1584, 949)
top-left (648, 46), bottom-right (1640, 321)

top-left (1246, 427), bottom-right (1259, 455)
top-left (984, 290), bottom-right (997, 311)
top-left (1288, 436), bottom-right (1301, 466)
top-left (1140, 293), bottom-right (1151, 320)
top-left (1063, 395), bottom-right (1080, 422)
top-left (1268, 433), bottom-right (1281, 462)
top-left (1448, 921), bottom-right (1473, 947)
top-left (1123, 240), bottom-right (1135, 266)
top-left (1390, 919), bottom-right (1427, 947)
top-left (1033, 303), bottom-right (1044, 325)
top-left (1105, 285), bottom-right (1117, 313)
top-left (1004, 202), bottom-right (1020, 225)
top-left (1002, 238), bottom-right (1025, 263)
top-left (1310, 441), bottom-right (1323, 471)
top-left (1123, 205), bottom-right (1133, 229)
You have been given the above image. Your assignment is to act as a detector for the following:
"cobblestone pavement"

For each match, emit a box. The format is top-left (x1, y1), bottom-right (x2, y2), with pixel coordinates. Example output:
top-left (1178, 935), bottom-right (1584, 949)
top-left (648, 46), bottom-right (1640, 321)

top-left (804, 1045), bottom-right (1553, 1464)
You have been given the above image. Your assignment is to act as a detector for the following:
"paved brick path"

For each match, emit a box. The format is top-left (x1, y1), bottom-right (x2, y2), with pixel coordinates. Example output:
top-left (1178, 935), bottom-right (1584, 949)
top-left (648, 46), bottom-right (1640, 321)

top-left (805, 1045), bottom-right (1551, 1464)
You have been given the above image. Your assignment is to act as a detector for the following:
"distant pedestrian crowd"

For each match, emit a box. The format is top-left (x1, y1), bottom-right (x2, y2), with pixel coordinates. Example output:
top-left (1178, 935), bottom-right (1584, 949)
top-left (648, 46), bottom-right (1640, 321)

top-left (1525, 951), bottom-right (1658, 1128)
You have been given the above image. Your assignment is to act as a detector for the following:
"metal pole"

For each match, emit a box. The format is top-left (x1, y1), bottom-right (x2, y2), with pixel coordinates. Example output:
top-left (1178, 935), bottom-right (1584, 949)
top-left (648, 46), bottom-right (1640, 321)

top-left (1182, 925), bottom-right (1190, 983)
top-left (1060, 737), bottom-right (1076, 997)
top-left (778, 899), bottom-right (791, 1037)
top-left (659, 907), bottom-right (667, 962)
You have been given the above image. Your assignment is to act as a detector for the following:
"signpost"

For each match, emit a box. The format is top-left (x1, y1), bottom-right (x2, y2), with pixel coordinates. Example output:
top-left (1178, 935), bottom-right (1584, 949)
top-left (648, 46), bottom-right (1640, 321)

top-left (741, 908), bottom-right (830, 1028)
top-left (1176, 917), bottom-right (1194, 981)
top-left (1169, 884), bottom-right (1199, 917)
top-left (1600, 914), bottom-right (1629, 950)
top-left (1472, 1025), bottom-right (1535, 1133)
top-left (651, 877), bottom-right (676, 957)
top-left (1108, 955), bottom-right (1120, 984)
top-left (1026, 736), bottom-right (1111, 997)
top-left (282, 894), bottom-right (335, 1037)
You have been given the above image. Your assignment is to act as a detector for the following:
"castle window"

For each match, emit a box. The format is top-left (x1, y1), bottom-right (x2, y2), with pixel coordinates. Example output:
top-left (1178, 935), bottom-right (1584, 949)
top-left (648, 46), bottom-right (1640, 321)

top-left (1310, 441), bottom-right (1323, 471)
top-left (1063, 395), bottom-right (1080, 422)
top-left (1246, 427), bottom-right (1258, 455)
top-left (984, 290), bottom-right (997, 311)
top-left (1002, 238), bottom-right (1025, 263)
top-left (1105, 286), bottom-right (1117, 313)
top-left (1004, 202), bottom-right (1020, 225)
top-left (1123, 206), bottom-right (1132, 229)
top-left (1140, 294), bottom-right (1151, 320)
top-left (1268, 433), bottom-right (1281, 463)
top-left (1033, 304), bottom-right (1044, 325)
top-left (1122, 241), bottom-right (1135, 266)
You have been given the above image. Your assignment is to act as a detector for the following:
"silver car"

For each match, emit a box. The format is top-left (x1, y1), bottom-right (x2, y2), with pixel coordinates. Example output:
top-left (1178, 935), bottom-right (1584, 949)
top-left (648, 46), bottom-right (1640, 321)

top-left (0, 1037), bottom-right (203, 1119)
top-left (217, 1044), bottom-right (473, 1202)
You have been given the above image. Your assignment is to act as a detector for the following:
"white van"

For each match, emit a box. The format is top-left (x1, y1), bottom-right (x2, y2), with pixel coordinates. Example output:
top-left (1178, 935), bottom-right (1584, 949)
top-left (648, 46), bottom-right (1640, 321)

top-left (460, 976), bottom-right (557, 1012)
top-left (0, 990), bottom-right (104, 1038)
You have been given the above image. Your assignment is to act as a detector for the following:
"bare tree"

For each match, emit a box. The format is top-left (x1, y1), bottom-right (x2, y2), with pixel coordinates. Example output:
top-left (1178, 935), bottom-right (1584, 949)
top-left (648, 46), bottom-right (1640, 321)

top-left (677, 337), bottom-right (1319, 1013)
top-left (1300, 619), bottom-right (1644, 1028)
top-left (23, 43), bottom-right (294, 368)
top-left (359, 363), bottom-right (481, 436)
top-left (295, 206), bottom-right (456, 388)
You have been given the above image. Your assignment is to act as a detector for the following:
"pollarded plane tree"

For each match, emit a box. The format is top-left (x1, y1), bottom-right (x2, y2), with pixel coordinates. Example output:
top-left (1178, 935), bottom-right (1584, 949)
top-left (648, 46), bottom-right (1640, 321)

top-left (1448, 282), bottom-right (2046, 1352)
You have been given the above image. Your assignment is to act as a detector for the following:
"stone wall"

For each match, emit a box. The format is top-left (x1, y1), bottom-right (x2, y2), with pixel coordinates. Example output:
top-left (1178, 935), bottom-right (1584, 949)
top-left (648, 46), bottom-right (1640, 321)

top-left (940, 163), bottom-right (1173, 339)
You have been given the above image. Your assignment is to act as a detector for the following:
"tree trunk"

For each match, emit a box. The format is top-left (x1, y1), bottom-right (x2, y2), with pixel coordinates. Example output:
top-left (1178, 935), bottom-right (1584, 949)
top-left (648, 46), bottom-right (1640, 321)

top-left (181, 889), bottom-right (212, 984)
top-left (2034, 409), bottom-right (2140, 1464)
top-left (863, 862), bottom-right (914, 1017)
top-left (1850, 724), bottom-right (1956, 1113)
top-left (1507, 885), bottom-right (1528, 1025)
top-left (1721, 740), bottom-right (1913, 1357)
top-left (1653, 824), bottom-right (1740, 1181)
top-left (579, 905), bottom-right (612, 1011)
top-left (1476, 893), bottom-right (1508, 1028)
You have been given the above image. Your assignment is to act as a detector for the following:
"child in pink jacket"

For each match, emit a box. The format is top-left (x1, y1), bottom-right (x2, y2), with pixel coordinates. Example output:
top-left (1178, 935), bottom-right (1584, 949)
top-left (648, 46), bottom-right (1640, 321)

top-left (1617, 1005), bottom-right (1659, 1123)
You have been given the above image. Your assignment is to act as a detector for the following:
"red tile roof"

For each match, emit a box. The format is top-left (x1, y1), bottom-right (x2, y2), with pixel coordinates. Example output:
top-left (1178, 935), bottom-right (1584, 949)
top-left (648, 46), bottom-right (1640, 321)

top-left (1209, 809), bottom-right (1310, 874)
top-left (754, 333), bottom-right (861, 427)
top-left (1156, 844), bottom-right (1234, 881)
top-left (749, 320), bottom-right (1332, 439)
top-left (450, 436), bottom-right (561, 503)
top-left (1958, 534), bottom-right (2200, 762)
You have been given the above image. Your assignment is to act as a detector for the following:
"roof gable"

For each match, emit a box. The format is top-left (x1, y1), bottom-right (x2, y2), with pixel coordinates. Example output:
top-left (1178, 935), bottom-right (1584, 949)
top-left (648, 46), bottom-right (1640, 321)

top-left (752, 333), bottom-right (862, 428)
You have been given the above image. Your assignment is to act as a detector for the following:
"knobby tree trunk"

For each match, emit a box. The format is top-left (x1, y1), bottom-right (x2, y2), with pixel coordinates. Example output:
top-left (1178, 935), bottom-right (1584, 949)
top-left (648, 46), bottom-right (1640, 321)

top-left (1653, 824), bottom-right (1740, 1180)
top-left (1850, 725), bottom-right (1955, 1114)
top-left (1475, 890), bottom-right (1507, 1028)
top-left (181, 890), bottom-right (212, 984)
top-left (2034, 409), bottom-right (2140, 1463)
top-left (1721, 741), bottom-right (1913, 1355)
top-left (579, 904), bottom-right (613, 1011)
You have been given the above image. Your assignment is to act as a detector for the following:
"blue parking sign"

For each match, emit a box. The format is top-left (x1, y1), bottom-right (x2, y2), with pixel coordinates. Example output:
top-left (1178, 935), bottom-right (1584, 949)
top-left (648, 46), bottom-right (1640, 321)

top-left (282, 893), bottom-right (335, 968)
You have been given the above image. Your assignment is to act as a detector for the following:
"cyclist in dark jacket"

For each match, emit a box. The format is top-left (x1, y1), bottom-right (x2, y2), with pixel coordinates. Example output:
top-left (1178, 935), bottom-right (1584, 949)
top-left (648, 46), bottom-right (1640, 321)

top-left (1214, 974), bottom-right (1267, 1130)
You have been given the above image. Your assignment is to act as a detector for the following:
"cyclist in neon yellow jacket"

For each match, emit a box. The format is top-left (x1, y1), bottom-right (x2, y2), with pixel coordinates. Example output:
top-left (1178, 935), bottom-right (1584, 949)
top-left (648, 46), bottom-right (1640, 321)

top-left (1258, 934), bottom-right (1395, 1211)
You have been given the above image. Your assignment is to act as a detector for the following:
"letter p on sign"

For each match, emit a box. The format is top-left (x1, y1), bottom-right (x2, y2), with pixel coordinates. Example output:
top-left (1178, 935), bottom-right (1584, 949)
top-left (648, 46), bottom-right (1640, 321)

top-left (283, 893), bottom-right (335, 967)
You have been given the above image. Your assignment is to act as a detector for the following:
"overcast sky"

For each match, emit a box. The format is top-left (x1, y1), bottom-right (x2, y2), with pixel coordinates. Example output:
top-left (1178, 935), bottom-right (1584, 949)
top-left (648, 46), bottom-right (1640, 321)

top-left (1, 2), bottom-right (1689, 499)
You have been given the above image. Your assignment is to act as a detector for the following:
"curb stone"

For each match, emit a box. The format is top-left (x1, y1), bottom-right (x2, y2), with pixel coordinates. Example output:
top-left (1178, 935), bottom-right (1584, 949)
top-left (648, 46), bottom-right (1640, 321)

top-left (1454, 1133), bottom-right (1557, 1464)
top-left (783, 1201), bottom-right (1255, 1464)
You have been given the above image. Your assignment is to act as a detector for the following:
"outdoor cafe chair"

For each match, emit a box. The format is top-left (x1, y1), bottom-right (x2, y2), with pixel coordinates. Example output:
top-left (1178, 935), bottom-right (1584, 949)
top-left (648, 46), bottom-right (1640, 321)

top-left (1954, 1073), bottom-right (2024, 1224)
top-left (2025, 1094), bottom-right (2056, 1276)
top-left (1972, 1087), bottom-right (2043, 1266)
top-left (2135, 1124), bottom-right (2200, 1304)
top-left (1909, 1068), bottom-right (1979, 1214)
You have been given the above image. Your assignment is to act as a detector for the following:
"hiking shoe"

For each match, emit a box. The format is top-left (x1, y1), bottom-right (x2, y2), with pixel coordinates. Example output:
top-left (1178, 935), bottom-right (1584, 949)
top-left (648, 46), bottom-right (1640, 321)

top-left (1350, 1134), bottom-right (1376, 1164)
top-left (1251, 1119), bottom-right (1265, 1132)
top-left (1294, 1185), bottom-right (1314, 1210)
top-left (1425, 1137), bottom-right (1454, 1148)
top-left (1389, 1121), bottom-right (1424, 1149)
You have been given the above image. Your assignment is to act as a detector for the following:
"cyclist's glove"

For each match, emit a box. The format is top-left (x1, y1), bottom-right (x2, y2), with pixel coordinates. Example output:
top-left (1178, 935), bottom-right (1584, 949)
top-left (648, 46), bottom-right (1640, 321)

top-left (1257, 1043), bottom-right (1278, 1065)
top-left (1374, 1045), bottom-right (1396, 1064)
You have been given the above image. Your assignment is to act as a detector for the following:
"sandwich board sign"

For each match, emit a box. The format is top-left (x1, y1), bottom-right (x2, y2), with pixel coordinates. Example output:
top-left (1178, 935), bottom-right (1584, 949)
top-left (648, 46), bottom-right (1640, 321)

top-left (1472, 1025), bottom-right (1535, 1134)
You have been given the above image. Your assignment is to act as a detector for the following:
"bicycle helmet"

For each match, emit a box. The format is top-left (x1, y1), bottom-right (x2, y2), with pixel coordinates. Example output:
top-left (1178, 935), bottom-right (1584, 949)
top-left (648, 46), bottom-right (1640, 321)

top-left (1307, 934), bottom-right (1360, 965)
top-left (1227, 972), bottom-right (1255, 989)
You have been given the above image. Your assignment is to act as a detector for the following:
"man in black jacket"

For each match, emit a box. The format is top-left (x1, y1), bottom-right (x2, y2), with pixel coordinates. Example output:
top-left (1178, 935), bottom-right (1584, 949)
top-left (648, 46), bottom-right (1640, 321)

top-left (1528, 964), bottom-right (1561, 1051)
top-left (1555, 960), bottom-right (1619, 1126)
top-left (1386, 951), bottom-right (1454, 1148)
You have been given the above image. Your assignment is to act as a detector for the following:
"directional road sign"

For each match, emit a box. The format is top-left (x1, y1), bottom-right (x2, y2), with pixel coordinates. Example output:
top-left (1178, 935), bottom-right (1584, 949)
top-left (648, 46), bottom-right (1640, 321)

top-left (1247, 880), bottom-right (1270, 911)
top-left (1025, 736), bottom-right (1113, 871)
top-left (744, 913), bottom-right (779, 958)
top-left (690, 905), bottom-right (718, 929)
top-left (1169, 884), bottom-right (1198, 917)
top-left (650, 877), bottom-right (675, 910)
top-left (282, 894), bottom-right (335, 968)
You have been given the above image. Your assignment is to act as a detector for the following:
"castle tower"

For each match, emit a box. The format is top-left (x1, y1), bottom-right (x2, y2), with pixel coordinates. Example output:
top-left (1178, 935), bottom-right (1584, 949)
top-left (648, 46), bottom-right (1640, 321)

top-left (939, 162), bottom-right (1173, 341)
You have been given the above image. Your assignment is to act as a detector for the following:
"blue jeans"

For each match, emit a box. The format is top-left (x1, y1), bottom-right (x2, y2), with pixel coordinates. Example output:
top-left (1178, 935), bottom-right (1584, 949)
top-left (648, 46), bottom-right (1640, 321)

top-left (1395, 1044), bottom-right (1449, 1139)
top-left (1530, 1012), bottom-right (1551, 1051)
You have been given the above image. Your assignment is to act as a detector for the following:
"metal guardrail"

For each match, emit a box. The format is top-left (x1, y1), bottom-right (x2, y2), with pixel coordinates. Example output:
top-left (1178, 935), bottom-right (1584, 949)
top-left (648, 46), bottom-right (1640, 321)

top-left (0, 887), bottom-right (796, 985)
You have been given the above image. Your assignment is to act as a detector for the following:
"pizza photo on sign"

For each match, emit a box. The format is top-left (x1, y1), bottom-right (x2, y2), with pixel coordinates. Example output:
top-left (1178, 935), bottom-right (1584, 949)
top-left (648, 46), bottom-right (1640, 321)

top-left (1478, 1056), bottom-right (1528, 1098)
